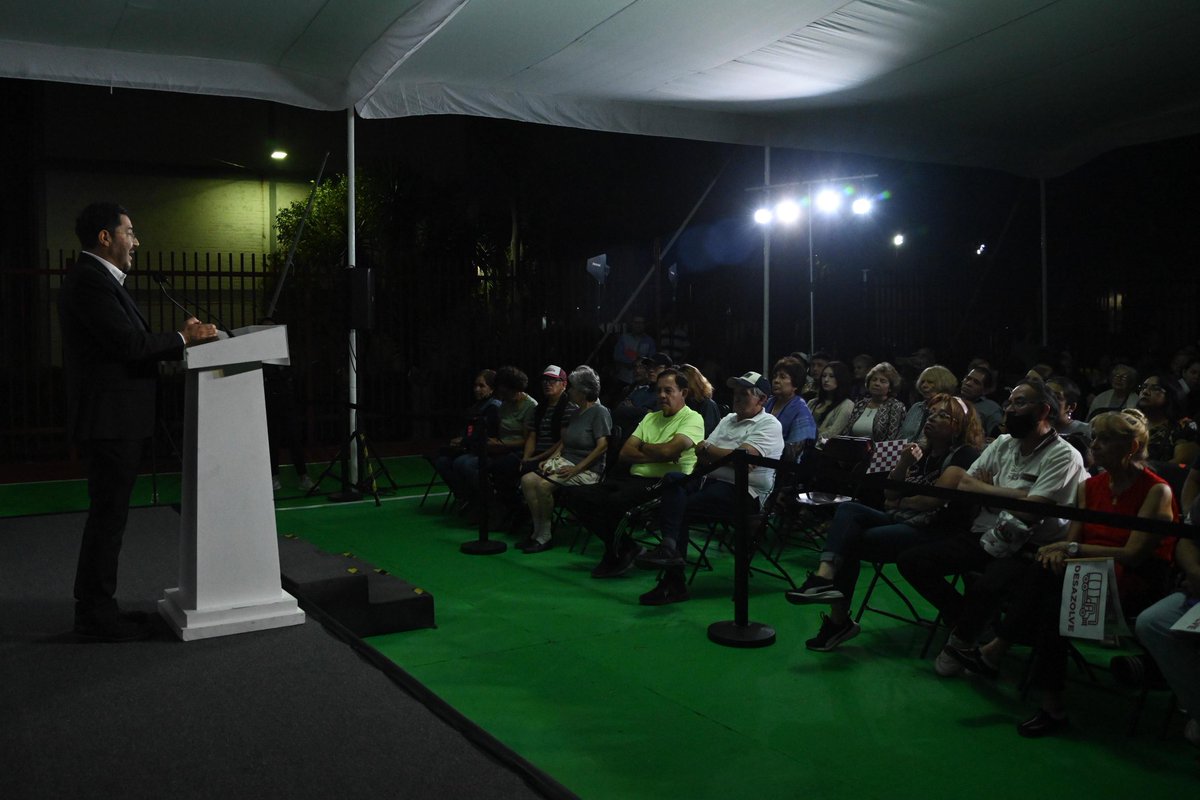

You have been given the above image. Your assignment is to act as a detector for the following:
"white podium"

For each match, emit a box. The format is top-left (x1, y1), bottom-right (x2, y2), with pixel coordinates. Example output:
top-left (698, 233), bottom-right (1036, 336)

top-left (159, 324), bottom-right (306, 640)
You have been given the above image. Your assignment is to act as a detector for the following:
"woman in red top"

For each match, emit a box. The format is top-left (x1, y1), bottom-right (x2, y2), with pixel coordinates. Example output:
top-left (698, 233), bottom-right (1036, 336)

top-left (1021, 409), bottom-right (1178, 736)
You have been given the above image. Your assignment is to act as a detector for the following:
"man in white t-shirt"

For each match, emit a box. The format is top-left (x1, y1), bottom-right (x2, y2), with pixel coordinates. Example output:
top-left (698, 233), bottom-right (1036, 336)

top-left (635, 371), bottom-right (784, 605)
top-left (896, 379), bottom-right (1086, 651)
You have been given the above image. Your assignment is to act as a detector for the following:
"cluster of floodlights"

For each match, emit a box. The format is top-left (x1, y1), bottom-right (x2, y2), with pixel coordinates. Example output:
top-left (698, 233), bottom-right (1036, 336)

top-left (753, 186), bottom-right (883, 225)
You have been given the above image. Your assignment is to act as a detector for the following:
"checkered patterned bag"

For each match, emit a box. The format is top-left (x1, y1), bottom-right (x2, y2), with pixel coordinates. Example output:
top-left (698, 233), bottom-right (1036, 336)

top-left (867, 439), bottom-right (907, 474)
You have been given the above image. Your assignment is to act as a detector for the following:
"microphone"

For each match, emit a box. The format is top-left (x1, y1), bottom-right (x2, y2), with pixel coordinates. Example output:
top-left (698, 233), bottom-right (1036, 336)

top-left (152, 272), bottom-right (235, 337)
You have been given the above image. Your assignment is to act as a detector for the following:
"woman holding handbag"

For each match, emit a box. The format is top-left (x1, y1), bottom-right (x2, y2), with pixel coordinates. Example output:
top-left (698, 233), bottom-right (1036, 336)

top-left (785, 393), bottom-right (984, 652)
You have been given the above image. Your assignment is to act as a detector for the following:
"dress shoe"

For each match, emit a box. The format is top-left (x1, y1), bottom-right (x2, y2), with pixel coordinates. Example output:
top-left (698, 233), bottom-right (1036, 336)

top-left (639, 578), bottom-right (690, 606)
top-left (522, 540), bottom-right (554, 554)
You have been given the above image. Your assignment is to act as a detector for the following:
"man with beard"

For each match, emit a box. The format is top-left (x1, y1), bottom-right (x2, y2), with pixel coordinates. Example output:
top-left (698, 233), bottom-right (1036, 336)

top-left (896, 379), bottom-right (1086, 674)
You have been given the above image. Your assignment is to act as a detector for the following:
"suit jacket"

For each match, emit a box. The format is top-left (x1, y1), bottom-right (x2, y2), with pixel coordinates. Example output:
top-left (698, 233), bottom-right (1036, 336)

top-left (59, 255), bottom-right (183, 442)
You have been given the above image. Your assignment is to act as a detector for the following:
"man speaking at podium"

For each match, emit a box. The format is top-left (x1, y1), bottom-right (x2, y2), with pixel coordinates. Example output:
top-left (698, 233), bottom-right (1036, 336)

top-left (60, 202), bottom-right (218, 642)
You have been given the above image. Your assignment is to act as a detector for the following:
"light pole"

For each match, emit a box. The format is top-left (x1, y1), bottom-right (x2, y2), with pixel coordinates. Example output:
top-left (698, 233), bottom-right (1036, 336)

top-left (751, 173), bottom-right (879, 357)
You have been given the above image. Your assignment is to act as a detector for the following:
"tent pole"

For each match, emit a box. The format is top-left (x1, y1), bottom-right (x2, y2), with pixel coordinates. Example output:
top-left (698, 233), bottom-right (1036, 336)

top-left (762, 146), bottom-right (770, 375)
top-left (347, 108), bottom-right (358, 486)
top-left (1040, 177), bottom-right (1048, 346)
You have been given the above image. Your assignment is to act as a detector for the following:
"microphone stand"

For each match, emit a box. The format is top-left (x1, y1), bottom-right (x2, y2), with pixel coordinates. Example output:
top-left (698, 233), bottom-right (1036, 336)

top-left (153, 273), bottom-right (235, 337)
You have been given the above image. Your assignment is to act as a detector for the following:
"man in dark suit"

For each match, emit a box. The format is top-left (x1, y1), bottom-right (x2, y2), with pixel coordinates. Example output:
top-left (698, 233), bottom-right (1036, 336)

top-left (59, 202), bottom-right (218, 641)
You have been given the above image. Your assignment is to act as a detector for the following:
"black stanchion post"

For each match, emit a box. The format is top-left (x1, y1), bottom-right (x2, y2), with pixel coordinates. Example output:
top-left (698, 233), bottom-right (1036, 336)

top-left (461, 442), bottom-right (506, 555)
top-left (707, 449), bottom-right (776, 648)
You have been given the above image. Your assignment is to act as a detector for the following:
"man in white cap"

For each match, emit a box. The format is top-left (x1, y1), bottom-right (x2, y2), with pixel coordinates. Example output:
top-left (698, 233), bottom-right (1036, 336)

top-left (636, 371), bottom-right (784, 605)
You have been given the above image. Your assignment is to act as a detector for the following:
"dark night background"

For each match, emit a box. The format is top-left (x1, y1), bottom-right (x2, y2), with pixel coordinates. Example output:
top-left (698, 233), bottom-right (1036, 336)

top-left (1, 77), bottom-right (1197, 464)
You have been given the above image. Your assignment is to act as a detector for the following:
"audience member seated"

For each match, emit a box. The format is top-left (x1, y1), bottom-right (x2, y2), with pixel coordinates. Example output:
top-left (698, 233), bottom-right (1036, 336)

top-left (896, 380), bottom-right (1086, 647)
top-left (764, 356), bottom-right (817, 461)
top-left (941, 410), bottom-right (1176, 737)
top-left (1087, 363), bottom-right (1139, 421)
top-left (849, 354), bottom-right (874, 402)
top-left (808, 360), bottom-right (855, 439)
top-left (564, 369), bottom-right (705, 579)
top-left (677, 362), bottom-right (723, 436)
top-left (960, 364), bottom-right (1003, 438)
top-left (635, 371), bottom-right (784, 605)
top-left (518, 366), bottom-right (611, 554)
top-left (1136, 534), bottom-right (1200, 752)
top-left (477, 366), bottom-right (538, 521)
top-left (807, 351), bottom-right (834, 401)
top-left (611, 314), bottom-right (655, 390)
top-left (1182, 356), bottom-right (1200, 419)
top-left (523, 365), bottom-right (577, 467)
top-left (843, 361), bottom-right (906, 442)
top-left (1137, 373), bottom-right (1199, 469)
top-left (612, 352), bottom-right (670, 434)
top-left (785, 394), bottom-right (983, 651)
top-left (899, 365), bottom-right (958, 442)
top-left (432, 369), bottom-right (500, 505)
top-left (1045, 375), bottom-right (1090, 439)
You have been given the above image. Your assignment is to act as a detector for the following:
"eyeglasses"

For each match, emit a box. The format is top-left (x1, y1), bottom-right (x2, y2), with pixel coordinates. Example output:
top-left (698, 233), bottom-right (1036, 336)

top-left (1136, 383), bottom-right (1166, 394)
top-left (1002, 397), bottom-right (1036, 411)
top-left (927, 410), bottom-right (953, 421)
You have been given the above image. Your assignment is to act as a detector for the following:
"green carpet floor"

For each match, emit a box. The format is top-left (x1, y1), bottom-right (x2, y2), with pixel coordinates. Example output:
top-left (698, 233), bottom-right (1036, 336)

top-left (5, 457), bottom-right (1196, 797)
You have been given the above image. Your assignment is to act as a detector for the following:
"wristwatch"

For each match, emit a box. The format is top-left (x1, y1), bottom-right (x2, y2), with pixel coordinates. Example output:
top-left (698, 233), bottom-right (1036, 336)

top-left (1066, 541), bottom-right (1081, 557)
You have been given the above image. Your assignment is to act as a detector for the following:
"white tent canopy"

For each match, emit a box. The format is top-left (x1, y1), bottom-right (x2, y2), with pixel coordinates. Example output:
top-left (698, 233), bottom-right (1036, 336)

top-left (3, 0), bottom-right (1199, 176)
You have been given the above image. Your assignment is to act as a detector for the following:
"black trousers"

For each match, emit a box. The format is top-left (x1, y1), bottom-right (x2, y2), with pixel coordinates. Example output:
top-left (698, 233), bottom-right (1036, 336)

top-left (564, 476), bottom-right (658, 557)
top-left (74, 438), bottom-right (144, 621)
top-left (895, 533), bottom-right (993, 630)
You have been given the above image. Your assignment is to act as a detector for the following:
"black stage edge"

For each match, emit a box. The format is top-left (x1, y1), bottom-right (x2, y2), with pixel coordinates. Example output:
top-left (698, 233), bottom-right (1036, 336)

top-left (293, 583), bottom-right (580, 800)
top-left (278, 535), bottom-right (435, 636)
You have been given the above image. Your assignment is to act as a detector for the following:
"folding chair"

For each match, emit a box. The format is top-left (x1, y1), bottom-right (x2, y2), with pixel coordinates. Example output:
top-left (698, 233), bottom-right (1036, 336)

top-left (771, 436), bottom-right (873, 555)
top-left (419, 453), bottom-right (455, 511)
top-left (856, 567), bottom-right (959, 658)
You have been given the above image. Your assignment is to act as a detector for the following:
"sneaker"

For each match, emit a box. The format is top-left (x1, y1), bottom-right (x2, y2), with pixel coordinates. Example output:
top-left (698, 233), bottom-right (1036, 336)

top-left (272, 476), bottom-right (283, 491)
top-left (805, 613), bottom-right (860, 652)
top-left (639, 578), bottom-right (690, 606)
top-left (785, 572), bottom-right (844, 604)
top-left (636, 543), bottom-right (685, 569)
top-left (298, 475), bottom-right (315, 491)
top-left (945, 645), bottom-right (999, 680)
top-left (1017, 709), bottom-right (1069, 738)
top-left (934, 647), bottom-right (965, 677)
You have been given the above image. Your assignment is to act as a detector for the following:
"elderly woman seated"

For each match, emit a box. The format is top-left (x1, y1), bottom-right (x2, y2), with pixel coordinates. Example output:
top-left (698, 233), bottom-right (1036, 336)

top-left (843, 361), bottom-right (907, 442)
top-left (807, 360), bottom-right (855, 439)
top-left (785, 394), bottom-right (983, 651)
top-left (765, 356), bottom-right (817, 460)
top-left (518, 366), bottom-right (612, 553)
top-left (940, 409), bottom-right (1177, 737)
top-left (1087, 363), bottom-right (1139, 421)
top-left (898, 365), bottom-right (958, 442)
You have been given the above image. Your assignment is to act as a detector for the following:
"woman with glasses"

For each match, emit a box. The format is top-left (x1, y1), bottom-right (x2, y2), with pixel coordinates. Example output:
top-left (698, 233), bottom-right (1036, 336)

top-left (785, 393), bottom-right (984, 651)
top-left (808, 360), bottom-right (856, 439)
top-left (1086, 364), bottom-right (1139, 421)
top-left (1136, 373), bottom-right (1199, 467)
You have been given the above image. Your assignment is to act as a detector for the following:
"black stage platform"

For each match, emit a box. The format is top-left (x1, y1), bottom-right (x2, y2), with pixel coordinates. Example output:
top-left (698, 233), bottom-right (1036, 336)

top-left (0, 507), bottom-right (571, 800)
